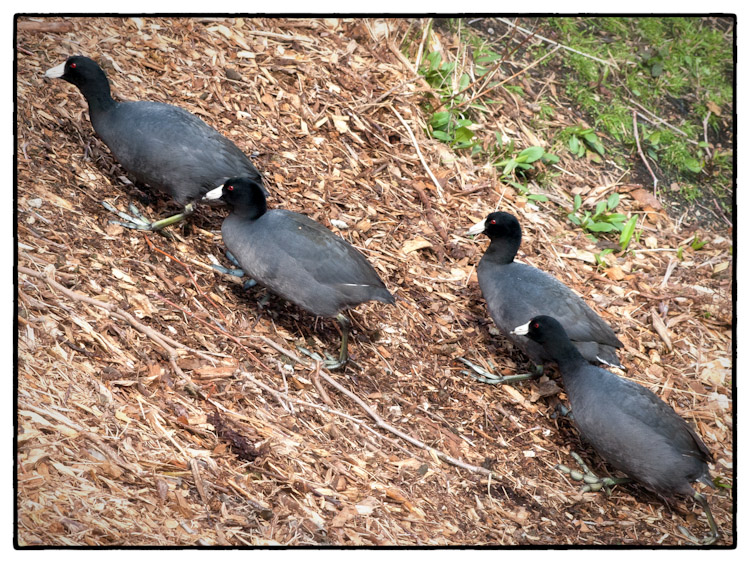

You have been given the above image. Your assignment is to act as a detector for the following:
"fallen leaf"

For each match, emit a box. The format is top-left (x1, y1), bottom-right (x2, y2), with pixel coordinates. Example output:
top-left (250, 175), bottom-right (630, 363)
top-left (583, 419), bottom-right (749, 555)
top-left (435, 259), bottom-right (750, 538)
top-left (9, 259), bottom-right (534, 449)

top-left (402, 237), bottom-right (433, 254)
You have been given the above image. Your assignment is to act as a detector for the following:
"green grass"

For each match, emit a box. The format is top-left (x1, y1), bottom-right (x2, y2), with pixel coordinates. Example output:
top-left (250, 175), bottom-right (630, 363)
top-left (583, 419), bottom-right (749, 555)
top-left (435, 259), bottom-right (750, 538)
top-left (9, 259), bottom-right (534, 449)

top-left (545, 17), bottom-right (733, 211)
top-left (411, 17), bottom-right (733, 227)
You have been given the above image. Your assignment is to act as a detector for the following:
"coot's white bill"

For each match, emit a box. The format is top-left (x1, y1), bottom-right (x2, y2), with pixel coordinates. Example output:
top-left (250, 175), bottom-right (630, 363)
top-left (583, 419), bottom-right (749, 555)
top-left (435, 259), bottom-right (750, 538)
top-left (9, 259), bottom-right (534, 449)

top-left (203, 185), bottom-right (224, 200)
top-left (511, 321), bottom-right (530, 336)
top-left (44, 62), bottom-right (66, 79)
top-left (466, 218), bottom-right (486, 236)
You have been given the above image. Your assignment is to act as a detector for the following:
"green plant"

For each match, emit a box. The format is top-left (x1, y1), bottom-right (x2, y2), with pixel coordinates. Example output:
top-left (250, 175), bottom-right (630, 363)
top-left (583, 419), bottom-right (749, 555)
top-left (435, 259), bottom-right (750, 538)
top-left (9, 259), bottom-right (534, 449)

top-left (568, 193), bottom-right (636, 242)
top-left (496, 146), bottom-right (558, 177)
top-left (419, 51), bottom-right (479, 149)
top-left (691, 235), bottom-right (707, 250)
top-left (508, 180), bottom-right (549, 203)
top-left (564, 124), bottom-right (606, 161)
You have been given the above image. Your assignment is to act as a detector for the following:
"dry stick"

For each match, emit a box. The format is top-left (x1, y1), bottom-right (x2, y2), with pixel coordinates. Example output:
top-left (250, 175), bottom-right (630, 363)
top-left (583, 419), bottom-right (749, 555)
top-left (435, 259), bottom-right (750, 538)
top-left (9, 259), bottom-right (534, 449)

top-left (495, 17), bottom-right (616, 67)
top-left (143, 234), bottom-right (228, 325)
top-left (456, 45), bottom-right (561, 111)
top-left (391, 107), bottom-right (445, 203)
top-left (702, 111), bottom-right (714, 159)
top-left (240, 371), bottom-right (420, 461)
top-left (309, 368), bottom-right (497, 478)
top-left (633, 110), bottom-right (659, 195)
top-left (627, 98), bottom-right (700, 146)
top-left (151, 292), bottom-right (271, 372)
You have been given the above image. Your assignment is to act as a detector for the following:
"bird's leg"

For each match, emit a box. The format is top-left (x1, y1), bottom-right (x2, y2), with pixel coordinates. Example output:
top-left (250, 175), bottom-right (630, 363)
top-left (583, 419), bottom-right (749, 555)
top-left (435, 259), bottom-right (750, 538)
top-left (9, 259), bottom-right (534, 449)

top-left (457, 357), bottom-right (541, 385)
top-left (102, 200), bottom-right (196, 231)
top-left (556, 452), bottom-right (630, 494)
top-left (208, 250), bottom-right (256, 290)
top-left (297, 314), bottom-right (352, 370)
top-left (677, 492), bottom-right (719, 545)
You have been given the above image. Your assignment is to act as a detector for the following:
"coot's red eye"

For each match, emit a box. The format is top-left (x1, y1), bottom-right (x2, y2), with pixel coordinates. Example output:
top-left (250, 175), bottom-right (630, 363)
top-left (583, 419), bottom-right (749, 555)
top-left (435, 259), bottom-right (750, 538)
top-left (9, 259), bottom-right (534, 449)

top-left (226, 185), bottom-right (234, 191)
top-left (70, 63), bottom-right (77, 69)
top-left (489, 219), bottom-right (496, 225)
top-left (533, 322), bottom-right (539, 329)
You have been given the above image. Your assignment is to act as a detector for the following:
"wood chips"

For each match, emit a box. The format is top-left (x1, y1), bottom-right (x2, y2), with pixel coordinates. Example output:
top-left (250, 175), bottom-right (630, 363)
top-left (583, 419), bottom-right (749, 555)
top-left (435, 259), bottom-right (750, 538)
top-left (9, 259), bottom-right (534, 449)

top-left (16, 17), bottom-right (733, 546)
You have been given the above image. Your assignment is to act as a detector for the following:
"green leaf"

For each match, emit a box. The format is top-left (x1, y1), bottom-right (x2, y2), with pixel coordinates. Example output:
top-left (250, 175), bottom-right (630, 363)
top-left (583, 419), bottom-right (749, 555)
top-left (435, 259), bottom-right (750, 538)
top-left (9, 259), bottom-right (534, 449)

top-left (619, 215), bottom-right (638, 250)
top-left (453, 126), bottom-right (475, 144)
top-left (527, 194), bottom-right (549, 202)
top-left (583, 132), bottom-right (605, 155)
top-left (573, 194), bottom-right (582, 212)
top-left (586, 222), bottom-right (618, 232)
top-left (431, 130), bottom-right (451, 141)
top-left (542, 153), bottom-right (560, 164)
top-left (647, 131), bottom-right (662, 146)
top-left (651, 62), bottom-right (663, 77)
top-left (517, 146), bottom-right (545, 163)
top-left (430, 112), bottom-right (451, 129)
top-left (607, 193), bottom-right (620, 210)
top-left (685, 158), bottom-right (703, 173)
top-left (458, 73), bottom-right (470, 91)
top-left (606, 213), bottom-right (628, 223)
top-left (567, 213), bottom-right (582, 226)
top-left (568, 136), bottom-right (580, 154)
top-left (595, 201), bottom-right (607, 217)
top-left (502, 160), bottom-right (518, 176)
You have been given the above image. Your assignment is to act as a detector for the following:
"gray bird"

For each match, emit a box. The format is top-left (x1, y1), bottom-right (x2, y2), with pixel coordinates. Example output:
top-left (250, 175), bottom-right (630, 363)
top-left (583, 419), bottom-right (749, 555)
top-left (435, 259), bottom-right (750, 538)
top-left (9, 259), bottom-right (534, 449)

top-left (467, 211), bottom-right (623, 370)
top-left (513, 315), bottom-right (718, 544)
top-left (204, 177), bottom-right (394, 368)
top-left (44, 55), bottom-right (264, 230)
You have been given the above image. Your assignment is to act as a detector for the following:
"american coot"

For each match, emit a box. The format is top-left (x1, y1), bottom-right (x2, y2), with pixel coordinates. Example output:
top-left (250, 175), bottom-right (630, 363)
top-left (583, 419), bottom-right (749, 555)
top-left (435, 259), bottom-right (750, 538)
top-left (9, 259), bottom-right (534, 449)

top-left (204, 177), bottom-right (395, 368)
top-left (466, 212), bottom-right (622, 382)
top-left (44, 56), bottom-right (265, 230)
top-left (512, 315), bottom-right (718, 543)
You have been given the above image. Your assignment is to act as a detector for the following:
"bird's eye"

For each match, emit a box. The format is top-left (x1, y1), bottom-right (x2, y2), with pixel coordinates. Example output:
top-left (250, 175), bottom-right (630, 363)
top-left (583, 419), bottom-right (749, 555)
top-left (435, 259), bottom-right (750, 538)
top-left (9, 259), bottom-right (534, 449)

top-left (226, 185), bottom-right (234, 191)
top-left (533, 322), bottom-right (539, 329)
top-left (70, 63), bottom-right (77, 69)
top-left (489, 219), bottom-right (496, 225)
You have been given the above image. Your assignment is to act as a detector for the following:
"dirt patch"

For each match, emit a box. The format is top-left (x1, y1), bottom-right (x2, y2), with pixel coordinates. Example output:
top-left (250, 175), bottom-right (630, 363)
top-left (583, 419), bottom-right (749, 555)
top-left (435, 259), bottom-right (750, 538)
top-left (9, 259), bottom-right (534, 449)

top-left (17, 17), bottom-right (732, 546)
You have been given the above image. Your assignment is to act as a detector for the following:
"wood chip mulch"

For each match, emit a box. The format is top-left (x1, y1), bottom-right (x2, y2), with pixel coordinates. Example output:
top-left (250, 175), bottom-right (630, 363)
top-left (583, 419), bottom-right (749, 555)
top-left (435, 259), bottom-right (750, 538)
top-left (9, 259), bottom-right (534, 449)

top-left (16, 17), bottom-right (733, 546)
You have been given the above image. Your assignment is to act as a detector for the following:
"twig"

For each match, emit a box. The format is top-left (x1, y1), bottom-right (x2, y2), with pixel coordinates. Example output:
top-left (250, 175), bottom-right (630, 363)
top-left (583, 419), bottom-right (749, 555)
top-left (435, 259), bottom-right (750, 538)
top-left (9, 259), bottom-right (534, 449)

top-left (150, 292), bottom-right (269, 371)
top-left (391, 107), bottom-right (445, 202)
top-left (455, 45), bottom-right (561, 111)
top-left (414, 18), bottom-right (432, 72)
top-left (627, 98), bottom-right (700, 146)
top-left (310, 367), bottom-right (498, 478)
top-left (633, 110), bottom-right (659, 195)
top-left (495, 17), bottom-right (615, 67)
top-left (240, 372), bottom-right (418, 460)
top-left (18, 265), bottom-right (219, 391)
top-left (702, 111), bottom-right (714, 159)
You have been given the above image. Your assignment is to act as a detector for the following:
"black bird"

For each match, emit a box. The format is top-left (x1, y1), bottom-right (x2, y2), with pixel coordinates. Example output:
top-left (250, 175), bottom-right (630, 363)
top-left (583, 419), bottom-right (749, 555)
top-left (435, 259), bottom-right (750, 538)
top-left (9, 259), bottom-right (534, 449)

top-left (512, 315), bottom-right (718, 543)
top-left (204, 177), bottom-right (395, 368)
top-left (44, 55), bottom-right (264, 230)
top-left (467, 212), bottom-right (623, 373)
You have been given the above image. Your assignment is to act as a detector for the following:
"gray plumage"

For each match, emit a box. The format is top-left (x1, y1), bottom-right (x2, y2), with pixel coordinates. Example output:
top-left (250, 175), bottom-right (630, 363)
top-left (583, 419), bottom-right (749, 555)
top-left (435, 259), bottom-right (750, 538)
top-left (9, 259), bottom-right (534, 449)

top-left (45, 56), bottom-right (263, 206)
top-left (221, 207), bottom-right (395, 317)
top-left (514, 316), bottom-right (714, 501)
top-left (204, 177), bottom-right (394, 368)
top-left (468, 212), bottom-right (622, 367)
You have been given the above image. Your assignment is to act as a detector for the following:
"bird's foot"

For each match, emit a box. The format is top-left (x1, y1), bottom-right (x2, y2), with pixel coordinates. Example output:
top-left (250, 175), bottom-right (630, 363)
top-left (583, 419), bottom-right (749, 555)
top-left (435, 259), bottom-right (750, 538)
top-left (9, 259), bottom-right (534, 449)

top-left (556, 452), bottom-right (630, 494)
top-left (297, 346), bottom-right (349, 370)
top-left (457, 357), bottom-right (537, 385)
top-left (102, 200), bottom-right (193, 231)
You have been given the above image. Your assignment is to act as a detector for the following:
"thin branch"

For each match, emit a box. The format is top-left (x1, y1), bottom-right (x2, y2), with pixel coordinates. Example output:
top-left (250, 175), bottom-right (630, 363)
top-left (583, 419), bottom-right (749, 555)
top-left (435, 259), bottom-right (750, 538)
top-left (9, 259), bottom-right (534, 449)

top-left (495, 17), bottom-right (616, 67)
top-left (391, 107), bottom-right (445, 202)
top-left (632, 110), bottom-right (659, 195)
top-left (310, 367), bottom-right (498, 478)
